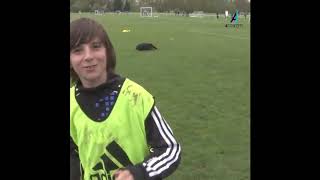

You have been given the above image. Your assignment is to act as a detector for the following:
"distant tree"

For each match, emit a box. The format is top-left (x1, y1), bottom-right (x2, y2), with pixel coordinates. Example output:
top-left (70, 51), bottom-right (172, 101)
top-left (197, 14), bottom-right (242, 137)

top-left (225, 0), bottom-right (236, 12)
top-left (123, 0), bottom-right (131, 11)
top-left (113, 0), bottom-right (123, 11)
top-left (237, 0), bottom-right (250, 13)
top-left (105, 0), bottom-right (114, 12)
top-left (91, 0), bottom-right (108, 11)
top-left (212, 0), bottom-right (226, 14)
top-left (71, 0), bottom-right (91, 12)
top-left (69, 0), bottom-right (250, 14)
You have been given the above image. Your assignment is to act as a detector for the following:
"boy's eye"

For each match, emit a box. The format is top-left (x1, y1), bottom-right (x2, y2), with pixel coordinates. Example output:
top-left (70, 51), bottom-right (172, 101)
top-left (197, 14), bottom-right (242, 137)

top-left (92, 42), bottom-right (102, 49)
top-left (72, 48), bottom-right (82, 53)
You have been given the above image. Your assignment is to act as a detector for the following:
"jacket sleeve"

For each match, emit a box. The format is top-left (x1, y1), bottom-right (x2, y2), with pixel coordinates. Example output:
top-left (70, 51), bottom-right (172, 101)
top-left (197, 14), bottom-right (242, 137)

top-left (126, 106), bottom-right (181, 180)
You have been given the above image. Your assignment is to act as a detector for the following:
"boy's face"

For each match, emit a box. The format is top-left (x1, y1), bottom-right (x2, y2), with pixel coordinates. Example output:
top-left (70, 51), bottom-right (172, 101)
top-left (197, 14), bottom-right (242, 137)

top-left (70, 37), bottom-right (107, 87)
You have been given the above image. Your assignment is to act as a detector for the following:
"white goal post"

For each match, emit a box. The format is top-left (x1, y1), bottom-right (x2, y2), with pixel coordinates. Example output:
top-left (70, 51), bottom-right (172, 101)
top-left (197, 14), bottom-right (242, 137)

top-left (140, 7), bottom-right (152, 17)
top-left (95, 10), bottom-right (104, 15)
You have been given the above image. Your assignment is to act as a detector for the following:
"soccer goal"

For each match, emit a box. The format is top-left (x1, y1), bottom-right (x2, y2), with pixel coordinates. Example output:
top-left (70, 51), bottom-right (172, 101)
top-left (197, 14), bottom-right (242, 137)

top-left (140, 7), bottom-right (152, 17)
top-left (95, 10), bottom-right (104, 15)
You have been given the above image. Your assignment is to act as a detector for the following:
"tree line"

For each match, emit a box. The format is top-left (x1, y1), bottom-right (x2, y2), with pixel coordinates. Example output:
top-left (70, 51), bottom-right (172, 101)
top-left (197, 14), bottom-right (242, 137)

top-left (70, 0), bottom-right (250, 14)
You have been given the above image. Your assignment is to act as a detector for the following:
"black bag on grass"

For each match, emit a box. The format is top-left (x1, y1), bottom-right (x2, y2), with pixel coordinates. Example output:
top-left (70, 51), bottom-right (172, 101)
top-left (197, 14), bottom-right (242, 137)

top-left (136, 43), bottom-right (157, 51)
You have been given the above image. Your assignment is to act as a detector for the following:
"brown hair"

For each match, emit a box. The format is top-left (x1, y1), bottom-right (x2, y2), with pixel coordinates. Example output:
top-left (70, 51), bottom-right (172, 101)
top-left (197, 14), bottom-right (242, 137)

top-left (70, 18), bottom-right (116, 83)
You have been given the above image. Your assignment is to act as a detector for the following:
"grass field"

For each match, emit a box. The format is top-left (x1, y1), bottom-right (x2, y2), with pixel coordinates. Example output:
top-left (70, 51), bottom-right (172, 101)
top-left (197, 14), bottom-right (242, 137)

top-left (71, 13), bottom-right (250, 180)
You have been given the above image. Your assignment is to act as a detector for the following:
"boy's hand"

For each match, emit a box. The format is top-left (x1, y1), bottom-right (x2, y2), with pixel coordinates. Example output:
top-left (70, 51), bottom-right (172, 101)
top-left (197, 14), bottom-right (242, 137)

top-left (114, 169), bottom-right (134, 180)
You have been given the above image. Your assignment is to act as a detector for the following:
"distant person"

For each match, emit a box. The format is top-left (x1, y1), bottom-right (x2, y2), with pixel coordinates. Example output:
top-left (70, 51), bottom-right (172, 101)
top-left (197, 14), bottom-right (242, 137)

top-left (70, 18), bottom-right (182, 180)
